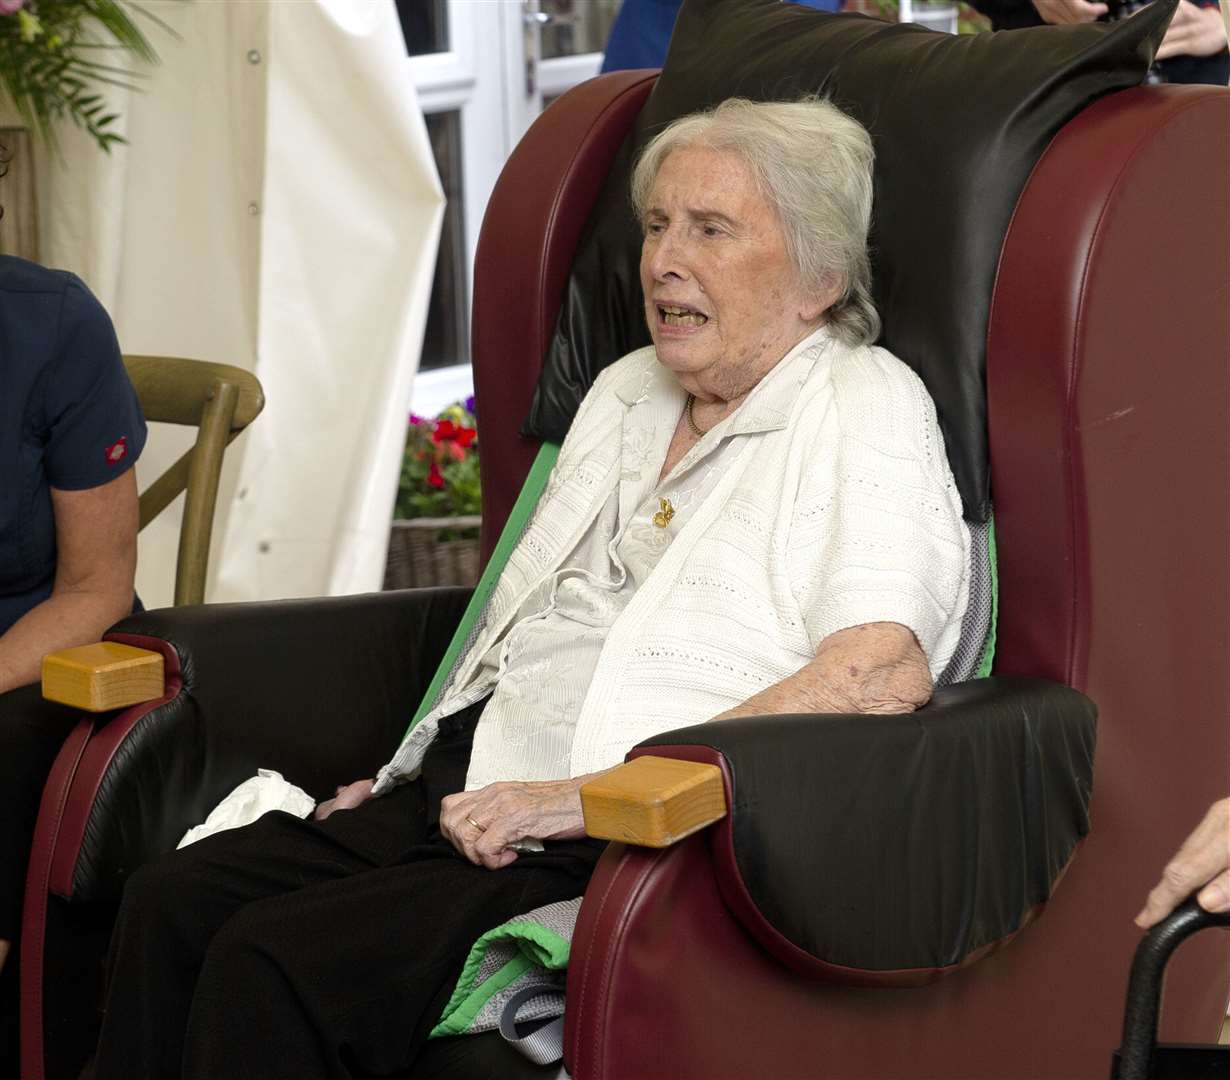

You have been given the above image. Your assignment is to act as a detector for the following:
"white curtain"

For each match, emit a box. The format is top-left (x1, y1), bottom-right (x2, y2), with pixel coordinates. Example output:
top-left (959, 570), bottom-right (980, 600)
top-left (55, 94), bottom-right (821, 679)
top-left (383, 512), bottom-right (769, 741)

top-left (32, 0), bottom-right (443, 606)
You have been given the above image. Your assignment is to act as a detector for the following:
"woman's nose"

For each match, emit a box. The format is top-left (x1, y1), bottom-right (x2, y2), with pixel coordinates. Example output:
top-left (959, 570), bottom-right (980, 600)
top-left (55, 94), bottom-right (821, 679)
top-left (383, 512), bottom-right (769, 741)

top-left (646, 230), bottom-right (689, 281)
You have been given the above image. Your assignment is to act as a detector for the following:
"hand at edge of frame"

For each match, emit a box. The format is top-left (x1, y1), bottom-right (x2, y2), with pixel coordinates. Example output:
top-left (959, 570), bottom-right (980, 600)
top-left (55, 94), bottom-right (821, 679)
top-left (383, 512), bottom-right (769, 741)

top-left (1155, 0), bottom-right (1228, 60)
top-left (1135, 796), bottom-right (1230, 928)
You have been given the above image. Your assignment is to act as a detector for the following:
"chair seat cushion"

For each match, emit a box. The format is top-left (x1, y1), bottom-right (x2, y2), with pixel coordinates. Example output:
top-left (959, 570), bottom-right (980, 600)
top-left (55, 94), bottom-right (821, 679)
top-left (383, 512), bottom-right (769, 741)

top-left (524, 0), bottom-right (1176, 522)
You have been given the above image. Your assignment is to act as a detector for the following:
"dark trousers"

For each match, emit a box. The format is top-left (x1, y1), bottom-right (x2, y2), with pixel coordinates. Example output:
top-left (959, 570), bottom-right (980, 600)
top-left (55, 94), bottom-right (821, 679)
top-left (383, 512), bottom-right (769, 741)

top-left (0, 684), bottom-right (82, 936)
top-left (0, 684), bottom-right (84, 1075)
top-left (94, 699), bottom-right (604, 1080)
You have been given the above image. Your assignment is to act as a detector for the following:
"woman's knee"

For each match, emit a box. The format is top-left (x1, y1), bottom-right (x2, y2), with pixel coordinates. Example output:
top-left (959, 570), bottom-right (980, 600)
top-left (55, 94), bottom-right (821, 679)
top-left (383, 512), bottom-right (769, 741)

top-left (118, 847), bottom-right (218, 924)
top-left (195, 900), bottom-right (288, 1000)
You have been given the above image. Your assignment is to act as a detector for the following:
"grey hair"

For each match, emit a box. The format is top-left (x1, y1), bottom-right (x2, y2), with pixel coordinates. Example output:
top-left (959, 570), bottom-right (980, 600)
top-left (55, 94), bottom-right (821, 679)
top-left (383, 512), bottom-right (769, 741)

top-left (630, 97), bottom-right (880, 347)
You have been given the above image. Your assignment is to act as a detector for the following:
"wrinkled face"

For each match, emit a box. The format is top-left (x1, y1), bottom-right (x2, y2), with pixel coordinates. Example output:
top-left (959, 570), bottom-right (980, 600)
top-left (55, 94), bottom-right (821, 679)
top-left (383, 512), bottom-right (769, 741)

top-left (639, 145), bottom-right (830, 401)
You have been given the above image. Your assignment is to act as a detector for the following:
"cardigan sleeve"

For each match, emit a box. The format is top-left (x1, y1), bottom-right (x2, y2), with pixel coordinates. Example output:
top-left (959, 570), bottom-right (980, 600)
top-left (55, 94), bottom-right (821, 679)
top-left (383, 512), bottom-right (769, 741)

top-left (787, 348), bottom-right (969, 675)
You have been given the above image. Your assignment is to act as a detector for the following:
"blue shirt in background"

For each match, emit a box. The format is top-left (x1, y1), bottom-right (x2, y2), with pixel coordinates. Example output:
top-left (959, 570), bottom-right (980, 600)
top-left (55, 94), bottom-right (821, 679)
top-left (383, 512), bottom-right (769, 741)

top-left (0, 256), bottom-right (146, 634)
top-left (601, 0), bottom-right (843, 72)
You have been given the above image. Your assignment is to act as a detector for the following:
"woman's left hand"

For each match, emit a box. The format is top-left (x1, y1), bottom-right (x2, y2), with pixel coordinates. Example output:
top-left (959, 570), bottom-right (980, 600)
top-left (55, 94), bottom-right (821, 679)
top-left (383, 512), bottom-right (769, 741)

top-left (440, 776), bottom-right (597, 869)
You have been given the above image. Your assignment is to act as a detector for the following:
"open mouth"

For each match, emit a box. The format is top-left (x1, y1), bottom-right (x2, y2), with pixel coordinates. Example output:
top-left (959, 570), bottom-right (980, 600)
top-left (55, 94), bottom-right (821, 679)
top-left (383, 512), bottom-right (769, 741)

top-left (657, 304), bottom-right (708, 328)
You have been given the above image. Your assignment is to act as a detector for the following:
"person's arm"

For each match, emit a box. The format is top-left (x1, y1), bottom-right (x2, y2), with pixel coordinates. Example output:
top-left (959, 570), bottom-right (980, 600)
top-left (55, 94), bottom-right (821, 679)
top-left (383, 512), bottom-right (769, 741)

top-left (713, 620), bottom-right (930, 721)
top-left (0, 469), bottom-right (139, 694)
top-left (438, 620), bottom-right (931, 869)
top-left (1135, 797), bottom-right (1230, 928)
top-left (1030, 0), bottom-right (1108, 24)
top-left (964, 2), bottom-right (1106, 34)
top-left (1155, 0), bottom-right (1228, 59)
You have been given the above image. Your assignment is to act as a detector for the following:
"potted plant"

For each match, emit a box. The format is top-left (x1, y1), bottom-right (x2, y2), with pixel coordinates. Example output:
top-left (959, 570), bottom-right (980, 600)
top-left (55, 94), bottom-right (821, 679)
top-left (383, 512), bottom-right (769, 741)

top-left (385, 397), bottom-right (482, 589)
top-left (0, 0), bottom-right (169, 153)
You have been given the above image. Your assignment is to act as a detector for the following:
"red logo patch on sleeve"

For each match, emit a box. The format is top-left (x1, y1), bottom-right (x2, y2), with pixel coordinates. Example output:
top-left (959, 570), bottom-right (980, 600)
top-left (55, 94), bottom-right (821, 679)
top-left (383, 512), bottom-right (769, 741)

top-left (105, 436), bottom-right (129, 465)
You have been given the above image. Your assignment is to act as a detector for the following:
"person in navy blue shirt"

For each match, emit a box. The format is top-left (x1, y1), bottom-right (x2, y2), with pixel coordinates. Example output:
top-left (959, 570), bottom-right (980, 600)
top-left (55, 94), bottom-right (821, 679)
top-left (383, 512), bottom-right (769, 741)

top-left (0, 255), bottom-right (145, 682)
top-left (600, 0), bottom-right (843, 73)
top-left (0, 254), bottom-right (145, 1070)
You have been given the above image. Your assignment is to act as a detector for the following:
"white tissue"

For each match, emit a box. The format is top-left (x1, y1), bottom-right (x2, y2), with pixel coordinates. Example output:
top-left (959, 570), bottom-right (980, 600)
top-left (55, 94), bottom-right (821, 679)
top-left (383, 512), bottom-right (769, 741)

top-left (177, 769), bottom-right (317, 849)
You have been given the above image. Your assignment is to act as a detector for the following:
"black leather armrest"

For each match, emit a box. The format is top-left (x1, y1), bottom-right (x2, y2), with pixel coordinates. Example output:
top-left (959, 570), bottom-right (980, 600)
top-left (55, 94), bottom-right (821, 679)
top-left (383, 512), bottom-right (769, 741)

top-left (64, 587), bottom-right (471, 902)
top-left (634, 676), bottom-right (1096, 984)
top-left (110, 587), bottom-right (472, 729)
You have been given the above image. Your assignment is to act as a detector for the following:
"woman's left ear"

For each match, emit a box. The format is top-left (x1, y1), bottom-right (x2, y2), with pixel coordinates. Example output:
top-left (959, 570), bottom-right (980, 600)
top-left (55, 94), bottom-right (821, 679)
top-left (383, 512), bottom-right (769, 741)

top-left (800, 274), bottom-right (843, 324)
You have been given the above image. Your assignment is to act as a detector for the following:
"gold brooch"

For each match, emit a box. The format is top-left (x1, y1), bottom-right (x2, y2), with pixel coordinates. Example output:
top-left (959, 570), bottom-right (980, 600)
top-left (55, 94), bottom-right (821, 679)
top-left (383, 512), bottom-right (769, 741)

top-left (652, 498), bottom-right (675, 528)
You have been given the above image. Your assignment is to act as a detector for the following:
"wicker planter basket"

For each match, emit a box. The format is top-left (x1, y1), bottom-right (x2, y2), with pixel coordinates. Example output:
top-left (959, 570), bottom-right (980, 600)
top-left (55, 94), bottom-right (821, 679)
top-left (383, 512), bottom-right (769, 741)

top-left (383, 516), bottom-right (482, 590)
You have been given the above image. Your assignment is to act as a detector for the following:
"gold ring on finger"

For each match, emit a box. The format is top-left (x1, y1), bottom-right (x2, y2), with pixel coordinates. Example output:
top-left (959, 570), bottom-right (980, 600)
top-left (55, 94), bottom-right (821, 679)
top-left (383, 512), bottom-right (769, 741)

top-left (466, 814), bottom-right (486, 832)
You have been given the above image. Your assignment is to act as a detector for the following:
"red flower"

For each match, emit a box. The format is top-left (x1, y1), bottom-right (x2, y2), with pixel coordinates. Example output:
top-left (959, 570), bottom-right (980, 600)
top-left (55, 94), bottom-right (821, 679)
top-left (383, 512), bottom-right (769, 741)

top-left (426, 461), bottom-right (445, 489)
top-left (432, 420), bottom-right (477, 449)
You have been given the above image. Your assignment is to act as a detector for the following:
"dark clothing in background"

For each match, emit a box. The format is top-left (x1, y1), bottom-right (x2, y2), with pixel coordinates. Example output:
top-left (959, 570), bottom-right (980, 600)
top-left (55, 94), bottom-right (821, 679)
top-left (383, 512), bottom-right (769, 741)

top-left (970, 0), bottom-right (1230, 84)
top-left (94, 696), bottom-right (605, 1080)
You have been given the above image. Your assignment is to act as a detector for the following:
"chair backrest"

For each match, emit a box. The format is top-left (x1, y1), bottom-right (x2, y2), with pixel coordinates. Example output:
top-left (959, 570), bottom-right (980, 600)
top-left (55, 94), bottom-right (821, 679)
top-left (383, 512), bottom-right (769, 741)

top-left (987, 83), bottom-right (1230, 1055)
top-left (122, 355), bottom-right (264, 606)
top-left (472, 72), bottom-right (1230, 1074)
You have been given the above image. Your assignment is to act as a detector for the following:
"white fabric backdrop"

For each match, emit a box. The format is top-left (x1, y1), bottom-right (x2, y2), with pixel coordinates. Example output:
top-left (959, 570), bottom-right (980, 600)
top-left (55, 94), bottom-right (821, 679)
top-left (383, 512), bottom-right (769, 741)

top-left (33, 0), bottom-right (442, 606)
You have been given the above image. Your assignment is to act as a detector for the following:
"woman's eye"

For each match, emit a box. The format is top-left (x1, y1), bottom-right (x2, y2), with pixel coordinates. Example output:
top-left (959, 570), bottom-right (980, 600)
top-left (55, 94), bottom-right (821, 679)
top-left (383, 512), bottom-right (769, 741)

top-left (645, 222), bottom-right (665, 236)
top-left (701, 224), bottom-right (722, 238)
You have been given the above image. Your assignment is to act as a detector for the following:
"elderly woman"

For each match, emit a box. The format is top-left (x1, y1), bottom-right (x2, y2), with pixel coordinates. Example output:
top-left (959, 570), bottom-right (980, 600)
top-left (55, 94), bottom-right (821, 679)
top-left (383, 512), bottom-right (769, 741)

top-left (94, 97), bottom-right (968, 1079)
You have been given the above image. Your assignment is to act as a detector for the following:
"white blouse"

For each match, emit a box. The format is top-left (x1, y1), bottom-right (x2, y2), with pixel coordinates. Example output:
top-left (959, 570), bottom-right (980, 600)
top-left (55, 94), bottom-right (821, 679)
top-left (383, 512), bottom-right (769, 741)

top-left (372, 325), bottom-right (969, 796)
top-left (463, 380), bottom-right (740, 791)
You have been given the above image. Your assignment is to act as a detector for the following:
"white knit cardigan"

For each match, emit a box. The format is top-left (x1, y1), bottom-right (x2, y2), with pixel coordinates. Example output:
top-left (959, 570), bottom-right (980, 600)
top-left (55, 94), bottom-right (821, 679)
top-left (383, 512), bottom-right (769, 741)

top-left (373, 329), bottom-right (969, 793)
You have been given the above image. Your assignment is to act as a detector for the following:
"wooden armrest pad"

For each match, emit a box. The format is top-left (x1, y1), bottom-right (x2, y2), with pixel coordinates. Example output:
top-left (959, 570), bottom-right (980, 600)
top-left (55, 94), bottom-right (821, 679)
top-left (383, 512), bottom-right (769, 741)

top-left (42, 642), bottom-right (166, 712)
top-left (581, 755), bottom-right (727, 847)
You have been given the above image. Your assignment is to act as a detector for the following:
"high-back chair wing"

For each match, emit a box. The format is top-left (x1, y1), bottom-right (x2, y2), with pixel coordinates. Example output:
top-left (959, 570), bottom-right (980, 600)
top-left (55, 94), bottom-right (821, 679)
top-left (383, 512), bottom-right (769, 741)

top-left (471, 70), bottom-right (656, 560)
top-left (123, 355), bottom-right (264, 605)
top-left (989, 84), bottom-right (1230, 1054)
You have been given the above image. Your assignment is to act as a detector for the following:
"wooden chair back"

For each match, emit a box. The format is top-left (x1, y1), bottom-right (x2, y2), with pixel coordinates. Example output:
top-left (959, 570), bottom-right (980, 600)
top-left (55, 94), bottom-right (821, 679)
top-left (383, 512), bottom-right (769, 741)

top-left (123, 355), bottom-right (264, 606)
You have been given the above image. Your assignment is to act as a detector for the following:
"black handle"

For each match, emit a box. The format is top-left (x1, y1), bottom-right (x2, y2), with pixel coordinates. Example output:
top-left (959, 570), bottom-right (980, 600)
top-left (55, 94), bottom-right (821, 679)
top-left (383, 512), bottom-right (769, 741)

top-left (1116, 899), bottom-right (1230, 1080)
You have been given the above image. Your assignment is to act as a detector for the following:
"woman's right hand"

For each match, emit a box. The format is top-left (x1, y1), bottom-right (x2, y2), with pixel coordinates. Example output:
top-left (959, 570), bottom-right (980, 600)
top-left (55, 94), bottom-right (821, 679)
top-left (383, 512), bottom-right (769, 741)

top-left (313, 778), bottom-right (375, 821)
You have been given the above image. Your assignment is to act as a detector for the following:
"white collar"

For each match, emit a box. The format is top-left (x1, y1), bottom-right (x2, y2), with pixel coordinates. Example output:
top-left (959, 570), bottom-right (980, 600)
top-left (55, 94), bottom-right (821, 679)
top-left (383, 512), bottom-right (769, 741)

top-left (612, 322), bottom-right (835, 437)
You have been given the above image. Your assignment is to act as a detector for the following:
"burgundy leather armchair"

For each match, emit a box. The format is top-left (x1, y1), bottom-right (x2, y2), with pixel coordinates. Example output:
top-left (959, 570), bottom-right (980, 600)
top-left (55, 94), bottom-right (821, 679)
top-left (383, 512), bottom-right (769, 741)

top-left (471, 70), bottom-right (1230, 1080)
top-left (16, 61), bottom-right (1230, 1080)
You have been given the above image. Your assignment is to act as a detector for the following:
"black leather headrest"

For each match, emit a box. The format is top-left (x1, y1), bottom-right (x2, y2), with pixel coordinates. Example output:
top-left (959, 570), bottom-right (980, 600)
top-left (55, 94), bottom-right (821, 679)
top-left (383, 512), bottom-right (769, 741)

top-left (523, 0), bottom-right (1175, 521)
